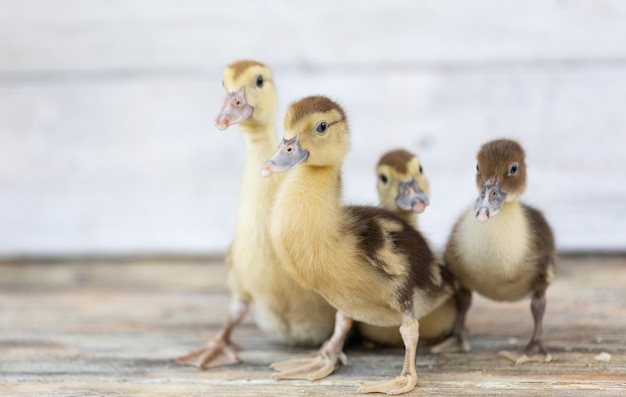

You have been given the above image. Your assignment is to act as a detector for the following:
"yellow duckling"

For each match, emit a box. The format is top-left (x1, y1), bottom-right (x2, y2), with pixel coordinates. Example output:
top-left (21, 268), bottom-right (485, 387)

top-left (261, 96), bottom-right (456, 394)
top-left (176, 61), bottom-right (335, 369)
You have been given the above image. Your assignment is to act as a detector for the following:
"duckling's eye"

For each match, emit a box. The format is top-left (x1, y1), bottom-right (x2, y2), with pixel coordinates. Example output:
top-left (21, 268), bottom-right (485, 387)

top-left (379, 173), bottom-right (388, 184)
top-left (509, 162), bottom-right (519, 176)
top-left (256, 75), bottom-right (264, 88)
top-left (316, 121), bottom-right (327, 134)
top-left (476, 164), bottom-right (480, 173)
top-left (419, 164), bottom-right (423, 174)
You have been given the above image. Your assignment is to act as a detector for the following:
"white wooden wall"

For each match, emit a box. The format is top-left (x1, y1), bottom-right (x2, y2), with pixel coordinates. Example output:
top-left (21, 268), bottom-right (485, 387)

top-left (1, 0), bottom-right (625, 257)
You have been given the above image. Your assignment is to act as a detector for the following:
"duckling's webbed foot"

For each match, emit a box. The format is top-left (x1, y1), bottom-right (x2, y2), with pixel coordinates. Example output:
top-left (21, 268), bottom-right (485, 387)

top-left (176, 298), bottom-right (248, 369)
top-left (429, 332), bottom-right (471, 354)
top-left (430, 286), bottom-right (472, 354)
top-left (271, 311), bottom-right (351, 381)
top-left (358, 375), bottom-right (417, 395)
top-left (270, 347), bottom-right (348, 380)
top-left (358, 314), bottom-right (419, 395)
top-left (498, 342), bottom-right (552, 365)
top-left (176, 336), bottom-right (241, 368)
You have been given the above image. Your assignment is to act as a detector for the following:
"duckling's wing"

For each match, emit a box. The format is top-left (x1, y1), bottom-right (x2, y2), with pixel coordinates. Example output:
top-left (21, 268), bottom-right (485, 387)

top-left (346, 205), bottom-right (455, 291)
top-left (522, 204), bottom-right (556, 285)
top-left (345, 206), bottom-right (416, 278)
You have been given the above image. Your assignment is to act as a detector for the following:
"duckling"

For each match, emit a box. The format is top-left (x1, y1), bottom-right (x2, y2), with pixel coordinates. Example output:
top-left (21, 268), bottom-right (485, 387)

top-left (261, 96), bottom-right (456, 394)
top-left (376, 149), bottom-right (431, 229)
top-left (358, 149), bottom-right (457, 346)
top-left (176, 61), bottom-right (335, 369)
top-left (432, 139), bottom-right (555, 365)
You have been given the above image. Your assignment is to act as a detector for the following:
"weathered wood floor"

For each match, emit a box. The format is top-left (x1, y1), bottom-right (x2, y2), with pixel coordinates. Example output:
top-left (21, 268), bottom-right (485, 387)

top-left (1, 255), bottom-right (625, 396)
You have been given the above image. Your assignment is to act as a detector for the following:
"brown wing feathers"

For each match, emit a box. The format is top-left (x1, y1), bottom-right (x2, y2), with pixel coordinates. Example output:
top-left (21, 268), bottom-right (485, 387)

top-left (346, 206), bottom-right (454, 309)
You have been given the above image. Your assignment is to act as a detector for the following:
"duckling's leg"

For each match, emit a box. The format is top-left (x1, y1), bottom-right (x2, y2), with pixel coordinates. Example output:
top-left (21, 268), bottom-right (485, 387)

top-left (358, 313), bottom-right (419, 395)
top-left (430, 286), bottom-right (472, 353)
top-left (176, 297), bottom-right (248, 369)
top-left (499, 287), bottom-right (552, 365)
top-left (270, 311), bottom-right (351, 381)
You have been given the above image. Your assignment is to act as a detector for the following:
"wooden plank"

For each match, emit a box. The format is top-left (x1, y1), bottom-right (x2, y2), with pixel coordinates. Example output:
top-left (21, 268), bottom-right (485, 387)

top-left (0, 255), bottom-right (625, 396)
top-left (1, 1), bottom-right (626, 73)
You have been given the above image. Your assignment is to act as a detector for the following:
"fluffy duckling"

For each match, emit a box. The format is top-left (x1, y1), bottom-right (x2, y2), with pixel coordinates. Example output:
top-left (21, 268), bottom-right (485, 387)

top-left (432, 139), bottom-right (555, 365)
top-left (358, 149), bottom-right (457, 346)
top-left (176, 61), bottom-right (335, 369)
top-left (261, 96), bottom-right (456, 394)
top-left (376, 149), bottom-right (430, 228)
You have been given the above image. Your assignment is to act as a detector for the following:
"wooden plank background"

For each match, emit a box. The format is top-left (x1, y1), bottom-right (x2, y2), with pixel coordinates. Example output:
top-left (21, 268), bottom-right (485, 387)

top-left (1, 255), bottom-right (625, 396)
top-left (1, 1), bottom-right (625, 256)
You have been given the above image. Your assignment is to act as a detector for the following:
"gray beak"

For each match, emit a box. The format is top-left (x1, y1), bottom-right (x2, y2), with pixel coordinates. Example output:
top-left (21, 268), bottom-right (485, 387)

top-left (395, 179), bottom-right (430, 214)
top-left (214, 87), bottom-right (253, 131)
top-left (474, 181), bottom-right (506, 223)
top-left (261, 135), bottom-right (309, 177)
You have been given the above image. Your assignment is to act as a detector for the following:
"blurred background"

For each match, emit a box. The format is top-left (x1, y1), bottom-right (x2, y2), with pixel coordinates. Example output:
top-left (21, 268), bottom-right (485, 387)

top-left (0, 0), bottom-right (625, 259)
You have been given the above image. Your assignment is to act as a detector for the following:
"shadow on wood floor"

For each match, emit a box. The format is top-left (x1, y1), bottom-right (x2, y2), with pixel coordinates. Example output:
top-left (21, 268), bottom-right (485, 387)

top-left (0, 255), bottom-right (625, 396)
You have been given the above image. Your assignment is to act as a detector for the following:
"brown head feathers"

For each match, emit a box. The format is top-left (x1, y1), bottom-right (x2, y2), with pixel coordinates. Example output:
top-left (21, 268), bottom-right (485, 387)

top-left (377, 149), bottom-right (414, 174)
top-left (476, 139), bottom-right (527, 195)
top-left (227, 60), bottom-right (267, 80)
top-left (287, 96), bottom-right (347, 129)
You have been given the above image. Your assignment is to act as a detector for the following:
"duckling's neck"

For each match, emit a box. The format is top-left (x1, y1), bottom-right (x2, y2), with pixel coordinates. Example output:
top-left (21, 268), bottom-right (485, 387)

top-left (238, 119), bottom-right (279, 174)
top-left (233, 120), bottom-right (282, 252)
top-left (271, 164), bottom-right (344, 289)
top-left (239, 115), bottom-right (276, 140)
top-left (397, 210), bottom-right (418, 230)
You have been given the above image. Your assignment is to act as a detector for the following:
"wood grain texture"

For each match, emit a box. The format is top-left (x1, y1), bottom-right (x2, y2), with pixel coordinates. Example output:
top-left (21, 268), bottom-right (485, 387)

top-left (1, 256), bottom-right (625, 396)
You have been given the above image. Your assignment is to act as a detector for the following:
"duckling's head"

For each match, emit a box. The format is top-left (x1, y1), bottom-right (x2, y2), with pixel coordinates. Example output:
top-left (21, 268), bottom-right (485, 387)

top-left (261, 96), bottom-right (348, 176)
top-left (474, 139), bottom-right (527, 222)
top-left (215, 60), bottom-right (277, 131)
top-left (377, 149), bottom-right (430, 214)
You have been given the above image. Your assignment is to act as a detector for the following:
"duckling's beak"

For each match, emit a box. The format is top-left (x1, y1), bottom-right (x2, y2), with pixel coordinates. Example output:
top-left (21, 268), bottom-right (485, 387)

top-left (261, 135), bottom-right (309, 177)
top-left (396, 179), bottom-right (429, 213)
top-left (214, 88), bottom-right (253, 131)
top-left (474, 181), bottom-right (506, 223)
